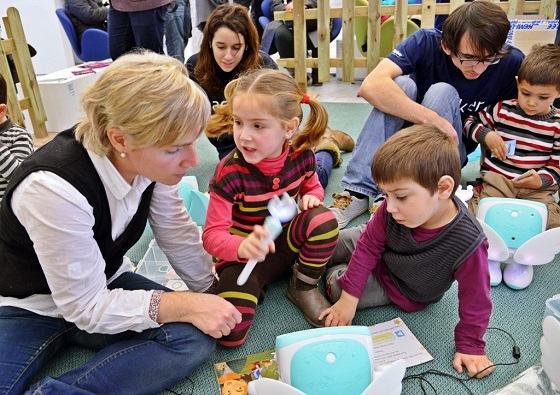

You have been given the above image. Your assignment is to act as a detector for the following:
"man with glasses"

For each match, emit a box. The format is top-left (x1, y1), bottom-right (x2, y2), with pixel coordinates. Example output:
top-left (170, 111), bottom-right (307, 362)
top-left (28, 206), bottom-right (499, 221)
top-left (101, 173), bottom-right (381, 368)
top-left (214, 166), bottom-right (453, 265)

top-left (329, 1), bottom-right (524, 228)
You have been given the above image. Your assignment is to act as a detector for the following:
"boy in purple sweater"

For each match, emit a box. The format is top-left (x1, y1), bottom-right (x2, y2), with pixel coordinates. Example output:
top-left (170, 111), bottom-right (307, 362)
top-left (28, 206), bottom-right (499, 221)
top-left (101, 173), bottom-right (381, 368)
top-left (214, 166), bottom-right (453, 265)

top-left (319, 125), bottom-right (495, 378)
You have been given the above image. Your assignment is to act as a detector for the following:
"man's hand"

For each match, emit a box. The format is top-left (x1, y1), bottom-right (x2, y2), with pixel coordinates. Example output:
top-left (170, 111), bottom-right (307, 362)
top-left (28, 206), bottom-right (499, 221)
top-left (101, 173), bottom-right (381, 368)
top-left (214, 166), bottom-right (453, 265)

top-left (452, 352), bottom-right (495, 378)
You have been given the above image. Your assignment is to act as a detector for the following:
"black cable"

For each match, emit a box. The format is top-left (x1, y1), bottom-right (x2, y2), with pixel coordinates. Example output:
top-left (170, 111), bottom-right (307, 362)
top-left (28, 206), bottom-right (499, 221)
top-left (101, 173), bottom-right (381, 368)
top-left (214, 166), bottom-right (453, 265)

top-left (164, 376), bottom-right (195, 395)
top-left (403, 326), bottom-right (520, 394)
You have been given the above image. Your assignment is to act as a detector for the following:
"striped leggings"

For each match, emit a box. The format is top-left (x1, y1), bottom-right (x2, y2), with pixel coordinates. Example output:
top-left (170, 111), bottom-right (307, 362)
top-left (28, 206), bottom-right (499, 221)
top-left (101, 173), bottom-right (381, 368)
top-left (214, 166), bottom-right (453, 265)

top-left (214, 206), bottom-right (338, 347)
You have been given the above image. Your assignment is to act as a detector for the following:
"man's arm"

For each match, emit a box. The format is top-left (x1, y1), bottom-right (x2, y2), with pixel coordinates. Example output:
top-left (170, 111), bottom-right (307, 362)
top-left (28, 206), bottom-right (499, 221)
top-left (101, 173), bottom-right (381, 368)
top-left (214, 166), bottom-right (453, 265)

top-left (357, 58), bottom-right (458, 142)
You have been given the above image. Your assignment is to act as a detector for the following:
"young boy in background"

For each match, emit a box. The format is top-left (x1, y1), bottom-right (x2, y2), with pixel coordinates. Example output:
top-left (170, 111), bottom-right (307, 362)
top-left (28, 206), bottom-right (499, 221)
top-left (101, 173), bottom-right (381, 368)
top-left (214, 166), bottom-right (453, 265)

top-left (464, 44), bottom-right (560, 229)
top-left (319, 125), bottom-right (495, 378)
top-left (0, 73), bottom-right (33, 203)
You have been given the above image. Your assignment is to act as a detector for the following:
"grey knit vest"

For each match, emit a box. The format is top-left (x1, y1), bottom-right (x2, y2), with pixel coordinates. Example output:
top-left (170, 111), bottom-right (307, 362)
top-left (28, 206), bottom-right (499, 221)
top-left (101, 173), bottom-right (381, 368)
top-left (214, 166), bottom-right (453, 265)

top-left (384, 196), bottom-right (486, 304)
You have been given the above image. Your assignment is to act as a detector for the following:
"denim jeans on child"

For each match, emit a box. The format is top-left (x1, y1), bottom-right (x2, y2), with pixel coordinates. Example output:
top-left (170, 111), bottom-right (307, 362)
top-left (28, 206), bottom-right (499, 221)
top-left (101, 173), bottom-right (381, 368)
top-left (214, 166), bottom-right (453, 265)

top-left (0, 272), bottom-right (215, 395)
top-left (339, 76), bottom-right (465, 198)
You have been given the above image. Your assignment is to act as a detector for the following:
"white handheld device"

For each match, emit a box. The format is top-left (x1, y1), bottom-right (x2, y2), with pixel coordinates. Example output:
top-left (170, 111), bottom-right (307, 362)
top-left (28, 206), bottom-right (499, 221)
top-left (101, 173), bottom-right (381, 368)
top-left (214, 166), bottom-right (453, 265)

top-left (237, 192), bottom-right (297, 286)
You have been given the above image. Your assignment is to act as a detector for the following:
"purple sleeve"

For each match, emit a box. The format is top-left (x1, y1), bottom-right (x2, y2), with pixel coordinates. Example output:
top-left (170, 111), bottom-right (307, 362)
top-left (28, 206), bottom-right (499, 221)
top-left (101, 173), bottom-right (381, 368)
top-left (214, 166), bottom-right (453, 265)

top-left (338, 201), bottom-right (388, 299)
top-left (454, 240), bottom-right (492, 355)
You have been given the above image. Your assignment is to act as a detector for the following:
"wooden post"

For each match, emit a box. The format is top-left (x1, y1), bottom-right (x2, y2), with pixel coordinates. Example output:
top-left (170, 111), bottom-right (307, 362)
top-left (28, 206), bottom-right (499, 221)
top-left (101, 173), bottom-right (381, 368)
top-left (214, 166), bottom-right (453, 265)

top-left (1, 7), bottom-right (48, 138)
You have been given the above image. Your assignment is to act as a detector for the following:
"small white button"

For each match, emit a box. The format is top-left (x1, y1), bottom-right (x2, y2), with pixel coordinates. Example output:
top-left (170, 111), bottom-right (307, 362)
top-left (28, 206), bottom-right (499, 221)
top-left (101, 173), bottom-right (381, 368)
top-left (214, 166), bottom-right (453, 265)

top-left (326, 353), bottom-right (336, 363)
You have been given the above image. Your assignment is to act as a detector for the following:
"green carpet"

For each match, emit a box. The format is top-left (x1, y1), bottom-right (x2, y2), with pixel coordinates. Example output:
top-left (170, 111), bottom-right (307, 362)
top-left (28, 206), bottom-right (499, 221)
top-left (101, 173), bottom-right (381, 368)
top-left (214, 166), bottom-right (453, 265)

top-left (35, 102), bottom-right (560, 394)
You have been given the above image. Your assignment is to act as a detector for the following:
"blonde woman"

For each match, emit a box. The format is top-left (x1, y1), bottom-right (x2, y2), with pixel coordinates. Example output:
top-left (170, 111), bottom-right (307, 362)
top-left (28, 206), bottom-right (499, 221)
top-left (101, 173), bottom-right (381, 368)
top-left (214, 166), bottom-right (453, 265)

top-left (0, 51), bottom-right (241, 394)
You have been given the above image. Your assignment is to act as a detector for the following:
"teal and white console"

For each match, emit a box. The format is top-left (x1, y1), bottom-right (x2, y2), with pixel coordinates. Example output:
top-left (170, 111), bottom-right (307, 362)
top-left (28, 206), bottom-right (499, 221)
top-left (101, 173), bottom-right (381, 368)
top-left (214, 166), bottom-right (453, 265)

top-left (248, 326), bottom-right (405, 395)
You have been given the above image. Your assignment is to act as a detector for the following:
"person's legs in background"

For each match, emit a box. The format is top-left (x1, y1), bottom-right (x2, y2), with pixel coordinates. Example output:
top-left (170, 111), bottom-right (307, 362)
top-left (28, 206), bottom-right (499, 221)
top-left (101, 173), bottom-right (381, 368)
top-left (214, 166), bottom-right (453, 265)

top-left (330, 76), bottom-right (416, 228)
top-left (165, 0), bottom-right (191, 63)
top-left (108, 7), bottom-right (136, 60)
top-left (315, 128), bottom-right (355, 189)
top-left (130, 6), bottom-right (168, 55)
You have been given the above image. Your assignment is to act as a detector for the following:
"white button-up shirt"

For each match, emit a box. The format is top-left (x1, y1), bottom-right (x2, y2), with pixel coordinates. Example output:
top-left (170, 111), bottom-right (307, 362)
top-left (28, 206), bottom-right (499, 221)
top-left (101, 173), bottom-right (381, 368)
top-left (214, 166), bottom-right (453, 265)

top-left (0, 150), bottom-right (213, 334)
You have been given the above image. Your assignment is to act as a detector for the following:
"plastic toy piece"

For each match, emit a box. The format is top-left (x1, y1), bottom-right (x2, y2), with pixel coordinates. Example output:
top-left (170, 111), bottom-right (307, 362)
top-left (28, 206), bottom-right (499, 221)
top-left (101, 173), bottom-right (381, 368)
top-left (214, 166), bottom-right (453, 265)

top-left (455, 185), bottom-right (473, 206)
top-left (541, 315), bottom-right (560, 388)
top-left (514, 228), bottom-right (560, 266)
top-left (237, 192), bottom-right (297, 286)
top-left (476, 219), bottom-right (509, 286)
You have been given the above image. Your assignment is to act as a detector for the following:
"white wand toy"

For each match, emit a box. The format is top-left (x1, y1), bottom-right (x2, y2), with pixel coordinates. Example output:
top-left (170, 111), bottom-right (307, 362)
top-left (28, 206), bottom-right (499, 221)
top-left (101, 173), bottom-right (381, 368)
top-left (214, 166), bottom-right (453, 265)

top-left (237, 192), bottom-right (298, 286)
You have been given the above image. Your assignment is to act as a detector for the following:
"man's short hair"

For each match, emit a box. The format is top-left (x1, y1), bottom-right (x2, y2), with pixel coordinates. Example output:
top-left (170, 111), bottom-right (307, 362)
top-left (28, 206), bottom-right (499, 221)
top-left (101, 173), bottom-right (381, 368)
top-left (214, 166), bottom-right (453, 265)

top-left (371, 125), bottom-right (461, 195)
top-left (441, 1), bottom-right (510, 59)
top-left (0, 73), bottom-right (7, 106)
top-left (517, 44), bottom-right (560, 92)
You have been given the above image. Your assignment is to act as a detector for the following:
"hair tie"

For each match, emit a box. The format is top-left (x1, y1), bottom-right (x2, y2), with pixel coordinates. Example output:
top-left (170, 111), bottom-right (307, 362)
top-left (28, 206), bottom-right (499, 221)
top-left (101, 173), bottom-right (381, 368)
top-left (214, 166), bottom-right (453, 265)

top-left (301, 94), bottom-right (310, 104)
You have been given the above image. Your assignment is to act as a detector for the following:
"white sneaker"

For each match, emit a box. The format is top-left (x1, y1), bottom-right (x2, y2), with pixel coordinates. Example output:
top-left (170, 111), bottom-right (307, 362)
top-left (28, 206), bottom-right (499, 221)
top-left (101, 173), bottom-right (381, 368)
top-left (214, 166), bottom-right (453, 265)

top-left (328, 192), bottom-right (369, 229)
top-left (369, 195), bottom-right (386, 220)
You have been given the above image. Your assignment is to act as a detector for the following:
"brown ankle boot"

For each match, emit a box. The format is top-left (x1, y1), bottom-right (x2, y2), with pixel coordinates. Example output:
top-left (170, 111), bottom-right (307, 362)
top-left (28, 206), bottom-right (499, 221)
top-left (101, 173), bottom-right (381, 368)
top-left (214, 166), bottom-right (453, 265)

top-left (286, 263), bottom-right (331, 327)
top-left (322, 127), bottom-right (355, 152)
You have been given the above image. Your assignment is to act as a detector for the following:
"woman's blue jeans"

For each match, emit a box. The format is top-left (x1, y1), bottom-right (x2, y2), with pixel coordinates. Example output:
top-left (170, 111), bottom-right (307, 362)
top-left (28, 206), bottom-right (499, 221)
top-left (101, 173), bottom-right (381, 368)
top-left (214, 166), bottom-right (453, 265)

top-left (0, 272), bottom-right (215, 395)
top-left (340, 76), bottom-right (465, 198)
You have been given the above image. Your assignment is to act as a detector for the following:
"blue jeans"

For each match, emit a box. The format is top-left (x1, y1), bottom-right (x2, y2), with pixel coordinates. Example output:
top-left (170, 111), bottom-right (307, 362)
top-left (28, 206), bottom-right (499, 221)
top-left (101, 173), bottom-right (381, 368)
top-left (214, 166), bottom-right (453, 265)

top-left (165, 0), bottom-right (191, 63)
top-left (0, 272), bottom-right (215, 395)
top-left (316, 149), bottom-right (334, 189)
top-left (340, 76), bottom-right (465, 197)
top-left (108, 5), bottom-right (167, 60)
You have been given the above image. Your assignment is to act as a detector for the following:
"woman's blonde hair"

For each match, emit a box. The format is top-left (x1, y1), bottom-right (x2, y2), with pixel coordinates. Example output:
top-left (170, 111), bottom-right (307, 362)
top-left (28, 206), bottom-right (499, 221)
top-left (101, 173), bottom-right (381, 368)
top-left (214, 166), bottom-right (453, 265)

top-left (75, 51), bottom-right (211, 156)
top-left (206, 69), bottom-right (328, 151)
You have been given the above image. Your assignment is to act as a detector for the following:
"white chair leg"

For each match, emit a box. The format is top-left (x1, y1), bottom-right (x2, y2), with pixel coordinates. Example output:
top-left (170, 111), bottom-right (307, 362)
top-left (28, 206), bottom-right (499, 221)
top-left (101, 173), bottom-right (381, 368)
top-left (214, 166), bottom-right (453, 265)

top-left (503, 263), bottom-right (533, 290)
top-left (488, 260), bottom-right (502, 286)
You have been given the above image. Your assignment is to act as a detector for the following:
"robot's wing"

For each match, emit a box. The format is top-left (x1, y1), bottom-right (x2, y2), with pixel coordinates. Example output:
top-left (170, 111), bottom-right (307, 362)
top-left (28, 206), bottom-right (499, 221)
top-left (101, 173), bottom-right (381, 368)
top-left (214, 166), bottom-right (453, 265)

top-left (477, 219), bottom-right (509, 262)
top-left (514, 228), bottom-right (560, 266)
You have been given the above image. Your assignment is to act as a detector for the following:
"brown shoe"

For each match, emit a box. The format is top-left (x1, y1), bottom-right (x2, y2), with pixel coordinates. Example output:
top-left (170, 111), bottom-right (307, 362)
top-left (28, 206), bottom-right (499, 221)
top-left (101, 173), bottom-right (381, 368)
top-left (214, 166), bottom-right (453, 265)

top-left (286, 263), bottom-right (331, 327)
top-left (323, 127), bottom-right (355, 152)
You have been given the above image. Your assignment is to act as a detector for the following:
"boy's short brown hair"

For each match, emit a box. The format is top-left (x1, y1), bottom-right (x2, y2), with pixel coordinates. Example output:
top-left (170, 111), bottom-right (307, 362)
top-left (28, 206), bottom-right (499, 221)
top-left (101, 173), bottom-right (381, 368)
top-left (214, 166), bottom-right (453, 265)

top-left (0, 73), bottom-right (7, 106)
top-left (517, 44), bottom-right (560, 92)
top-left (371, 125), bottom-right (461, 195)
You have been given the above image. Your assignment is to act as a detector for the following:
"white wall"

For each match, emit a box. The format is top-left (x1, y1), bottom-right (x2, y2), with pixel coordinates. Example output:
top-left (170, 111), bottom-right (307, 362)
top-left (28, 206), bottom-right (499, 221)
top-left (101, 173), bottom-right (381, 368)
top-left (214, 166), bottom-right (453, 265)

top-left (1, 0), bottom-right (75, 75)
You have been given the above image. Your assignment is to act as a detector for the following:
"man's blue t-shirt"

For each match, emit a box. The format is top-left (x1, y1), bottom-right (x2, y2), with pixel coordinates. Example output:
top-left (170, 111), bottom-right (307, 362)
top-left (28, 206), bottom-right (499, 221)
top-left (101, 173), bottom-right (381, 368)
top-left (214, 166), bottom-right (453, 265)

top-left (386, 28), bottom-right (524, 121)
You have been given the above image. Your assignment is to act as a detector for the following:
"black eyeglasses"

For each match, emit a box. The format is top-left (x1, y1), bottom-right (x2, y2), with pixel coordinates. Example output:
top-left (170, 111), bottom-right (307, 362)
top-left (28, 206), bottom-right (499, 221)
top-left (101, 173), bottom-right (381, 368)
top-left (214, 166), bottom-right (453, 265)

top-left (454, 52), bottom-right (502, 66)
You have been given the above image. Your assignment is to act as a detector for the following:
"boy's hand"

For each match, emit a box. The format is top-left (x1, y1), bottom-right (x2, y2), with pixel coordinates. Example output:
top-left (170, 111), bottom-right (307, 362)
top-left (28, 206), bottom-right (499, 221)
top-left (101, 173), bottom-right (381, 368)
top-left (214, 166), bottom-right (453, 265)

top-left (452, 352), bottom-right (495, 378)
top-left (237, 225), bottom-right (275, 262)
top-left (512, 169), bottom-right (542, 190)
top-left (318, 291), bottom-right (358, 326)
top-left (299, 194), bottom-right (323, 211)
top-left (485, 131), bottom-right (507, 160)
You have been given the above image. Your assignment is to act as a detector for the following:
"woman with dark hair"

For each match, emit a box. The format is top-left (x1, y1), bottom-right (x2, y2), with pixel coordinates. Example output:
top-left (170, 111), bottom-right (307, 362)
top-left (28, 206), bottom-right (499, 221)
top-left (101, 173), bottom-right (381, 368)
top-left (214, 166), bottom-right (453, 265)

top-left (186, 4), bottom-right (278, 159)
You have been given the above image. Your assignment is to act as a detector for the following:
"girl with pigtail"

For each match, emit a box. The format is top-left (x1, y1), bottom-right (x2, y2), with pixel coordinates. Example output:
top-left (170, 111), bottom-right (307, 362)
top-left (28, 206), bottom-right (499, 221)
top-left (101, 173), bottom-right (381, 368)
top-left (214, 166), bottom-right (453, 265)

top-left (202, 68), bottom-right (339, 346)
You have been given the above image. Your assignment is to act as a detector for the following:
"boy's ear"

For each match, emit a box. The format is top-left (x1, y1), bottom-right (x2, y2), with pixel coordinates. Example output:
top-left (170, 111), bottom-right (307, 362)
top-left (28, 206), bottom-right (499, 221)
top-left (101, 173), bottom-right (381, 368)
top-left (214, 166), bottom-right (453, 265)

top-left (0, 103), bottom-right (7, 118)
top-left (437, 175), bottom-right (455, 199)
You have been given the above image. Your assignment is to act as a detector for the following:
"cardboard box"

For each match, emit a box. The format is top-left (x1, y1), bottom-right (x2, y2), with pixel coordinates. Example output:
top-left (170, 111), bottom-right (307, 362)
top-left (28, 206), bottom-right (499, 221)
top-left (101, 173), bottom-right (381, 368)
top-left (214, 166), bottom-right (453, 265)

top-left (507, 18), bottom-right (559, 54)
top-left (37, 61), bottom-right (111, 133)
